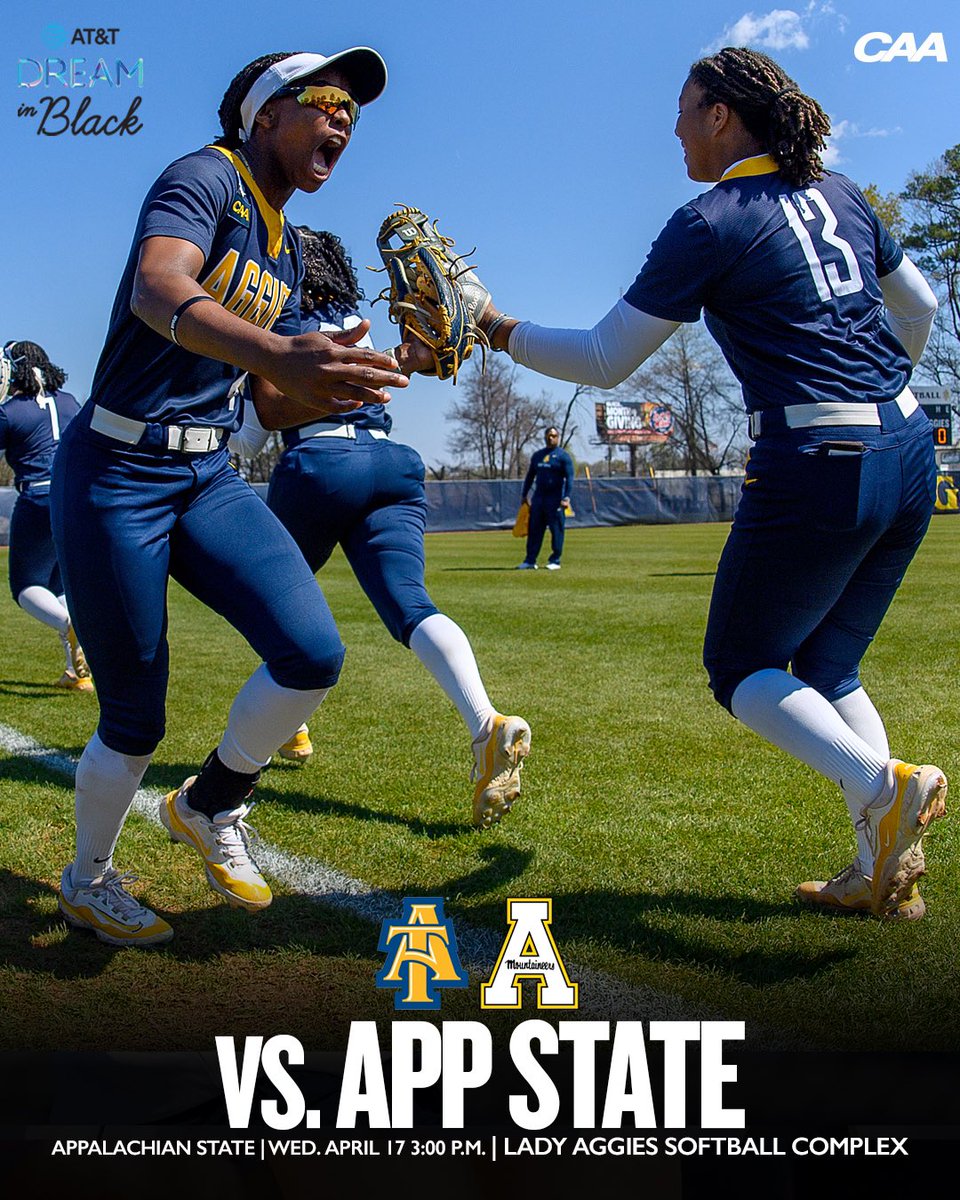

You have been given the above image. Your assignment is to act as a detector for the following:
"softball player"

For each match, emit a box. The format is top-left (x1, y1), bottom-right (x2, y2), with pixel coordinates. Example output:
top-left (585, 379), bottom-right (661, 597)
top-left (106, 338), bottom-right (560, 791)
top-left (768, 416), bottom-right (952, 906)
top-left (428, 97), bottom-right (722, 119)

top-left (50, 48), bottom-right (411, 946)
top-left (450, 47), bottom-right (947, 919)
top-left (0, 341), bottom-right (91, 689)
top-left (232, 228), bottom-right (531, 828)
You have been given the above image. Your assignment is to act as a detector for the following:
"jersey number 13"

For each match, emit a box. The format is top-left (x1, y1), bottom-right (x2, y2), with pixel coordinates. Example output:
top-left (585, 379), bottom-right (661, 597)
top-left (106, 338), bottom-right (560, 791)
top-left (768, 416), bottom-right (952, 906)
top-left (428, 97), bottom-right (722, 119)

top-left (780, 189), bottom-right (864, 301)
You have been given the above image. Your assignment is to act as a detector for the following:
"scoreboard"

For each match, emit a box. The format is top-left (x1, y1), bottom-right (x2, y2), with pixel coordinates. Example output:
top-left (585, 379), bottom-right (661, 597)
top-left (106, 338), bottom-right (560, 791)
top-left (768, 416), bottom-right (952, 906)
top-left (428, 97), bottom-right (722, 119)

top-left (923, 404), bottom-right (953, 446)
top-left (914, 385), bottom-right (953, 446)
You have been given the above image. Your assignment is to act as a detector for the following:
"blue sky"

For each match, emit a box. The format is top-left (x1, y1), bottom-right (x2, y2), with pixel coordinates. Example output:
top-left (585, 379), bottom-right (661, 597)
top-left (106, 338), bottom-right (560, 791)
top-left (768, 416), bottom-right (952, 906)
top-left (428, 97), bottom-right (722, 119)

top-left (3, 0), bottom-right (957, 468)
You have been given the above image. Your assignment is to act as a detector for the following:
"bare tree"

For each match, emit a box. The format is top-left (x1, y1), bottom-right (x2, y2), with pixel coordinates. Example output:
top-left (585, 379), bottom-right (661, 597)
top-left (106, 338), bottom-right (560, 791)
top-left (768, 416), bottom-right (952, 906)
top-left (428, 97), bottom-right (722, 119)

top-left (902, 145), bottom-right (960, 344)
top-left (608, 322), bottom-right (745, 474)
top-left (556, 383), bottom-right (590, 447)
top-left (446, 357), bottom-right (557, 478)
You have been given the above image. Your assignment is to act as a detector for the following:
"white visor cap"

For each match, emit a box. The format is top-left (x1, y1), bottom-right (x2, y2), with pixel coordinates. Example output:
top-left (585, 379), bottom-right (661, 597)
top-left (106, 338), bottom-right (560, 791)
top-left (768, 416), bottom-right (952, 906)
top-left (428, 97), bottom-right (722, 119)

top-left (238, 49), bottom-right (387, 142)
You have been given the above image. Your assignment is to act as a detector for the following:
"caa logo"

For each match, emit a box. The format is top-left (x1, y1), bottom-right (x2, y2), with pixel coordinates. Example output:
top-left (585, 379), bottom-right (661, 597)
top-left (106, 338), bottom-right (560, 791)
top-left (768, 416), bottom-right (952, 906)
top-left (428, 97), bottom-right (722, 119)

top-left (854, 32), bottom-right (947, 62)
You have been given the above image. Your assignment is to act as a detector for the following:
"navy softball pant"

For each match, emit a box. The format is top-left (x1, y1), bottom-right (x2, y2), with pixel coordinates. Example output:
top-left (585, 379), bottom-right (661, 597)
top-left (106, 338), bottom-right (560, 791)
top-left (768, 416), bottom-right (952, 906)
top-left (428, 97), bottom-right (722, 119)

top-left (50, 424), bottom-right (344, 756)
top-left (704, 401), bottom-right (937, 711)
top-left (266, 431), bottom-right (438, 646)
top-left (8, 492), bottom-right (62, 600)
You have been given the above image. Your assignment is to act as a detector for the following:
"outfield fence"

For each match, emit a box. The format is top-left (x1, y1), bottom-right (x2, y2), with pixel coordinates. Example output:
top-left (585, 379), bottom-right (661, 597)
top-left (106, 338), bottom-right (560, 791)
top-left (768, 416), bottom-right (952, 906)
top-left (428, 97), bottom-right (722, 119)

top-left (3, 473), bottom-right (956, 543)
top-left (0, 476), bottom-right (743, 544)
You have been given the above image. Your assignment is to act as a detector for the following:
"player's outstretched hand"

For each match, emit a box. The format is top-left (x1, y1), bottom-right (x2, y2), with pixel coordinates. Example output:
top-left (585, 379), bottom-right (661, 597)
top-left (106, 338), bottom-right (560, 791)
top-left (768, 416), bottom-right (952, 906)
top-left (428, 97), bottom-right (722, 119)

top-left (266, 320), bottom-right (408, 416)
top-left (394, 338), bottom-right (435, 376)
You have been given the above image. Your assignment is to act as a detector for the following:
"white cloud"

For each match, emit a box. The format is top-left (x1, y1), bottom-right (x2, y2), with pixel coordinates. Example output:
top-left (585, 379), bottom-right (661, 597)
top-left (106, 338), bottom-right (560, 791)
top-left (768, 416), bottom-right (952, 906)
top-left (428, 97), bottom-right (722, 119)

top-left (821, 118), bottom-right (848, 167)
top-left (706, 10), bottom-right (810, 53)
top-left (821, 119), bottom-right (901, 168)
top-left (704, 4), bottom-right (846, 54)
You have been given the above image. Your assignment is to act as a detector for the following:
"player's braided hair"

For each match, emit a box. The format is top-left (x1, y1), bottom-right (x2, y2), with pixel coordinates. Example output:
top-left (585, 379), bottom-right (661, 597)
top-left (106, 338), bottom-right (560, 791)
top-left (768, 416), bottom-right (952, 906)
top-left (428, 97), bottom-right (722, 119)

top-left (216, 52), bottom-right (301, 148)
top-left (297, 227), bottom-right (364, 315)
top-left (687, 47), bottom-right (830, 187)
top-left (6, 341), bottom-right (66, 398)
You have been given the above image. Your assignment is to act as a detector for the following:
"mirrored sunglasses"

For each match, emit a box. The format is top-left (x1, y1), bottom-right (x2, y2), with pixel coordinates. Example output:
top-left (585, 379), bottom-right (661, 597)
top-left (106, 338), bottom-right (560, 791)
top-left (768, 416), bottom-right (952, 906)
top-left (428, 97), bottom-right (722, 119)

top-left (279, 84), bottom-right (360, 129)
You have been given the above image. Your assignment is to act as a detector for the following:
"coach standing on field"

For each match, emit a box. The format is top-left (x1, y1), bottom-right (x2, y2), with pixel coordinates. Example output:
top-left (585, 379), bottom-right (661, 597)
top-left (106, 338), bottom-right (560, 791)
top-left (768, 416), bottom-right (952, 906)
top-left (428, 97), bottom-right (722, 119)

top-left (517, 426), bottom-right (574, 571)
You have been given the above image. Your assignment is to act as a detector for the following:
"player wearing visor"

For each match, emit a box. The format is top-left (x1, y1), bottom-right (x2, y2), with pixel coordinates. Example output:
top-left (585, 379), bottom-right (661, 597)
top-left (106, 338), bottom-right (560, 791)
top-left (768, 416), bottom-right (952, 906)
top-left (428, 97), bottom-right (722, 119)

top-left (51, 48), bottom-right (415, 945)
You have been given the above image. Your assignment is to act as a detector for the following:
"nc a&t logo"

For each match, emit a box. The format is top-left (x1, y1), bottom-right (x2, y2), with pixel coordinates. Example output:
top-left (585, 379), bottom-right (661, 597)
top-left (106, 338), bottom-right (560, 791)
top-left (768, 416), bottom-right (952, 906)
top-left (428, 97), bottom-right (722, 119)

top-left (376, 897), bottom-right (469, 1010)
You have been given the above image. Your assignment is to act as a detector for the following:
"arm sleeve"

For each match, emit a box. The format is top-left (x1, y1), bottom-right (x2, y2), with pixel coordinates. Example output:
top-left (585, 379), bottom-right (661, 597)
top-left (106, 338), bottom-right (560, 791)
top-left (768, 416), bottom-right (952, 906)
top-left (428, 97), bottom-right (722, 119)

top-left (0, 408), bottom-right (8, 454)
top-left (880, 255), bottom-right (938, 366)
top-left (508, 299), bottom-right (680, 389)
top-left (140, 153), bottom-right (233, 259)
top-left (228, 390), bottom-right (271, 457)
top-left (506, 204), bottom-right (716, 388)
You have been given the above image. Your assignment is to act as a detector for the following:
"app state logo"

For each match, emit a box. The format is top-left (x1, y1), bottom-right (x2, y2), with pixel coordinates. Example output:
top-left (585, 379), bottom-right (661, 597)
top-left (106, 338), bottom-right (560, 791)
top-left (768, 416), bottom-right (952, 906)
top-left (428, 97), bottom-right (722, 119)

top-left (481, 898), bottom-right (578, 1009)
top-left (376, 897), bottom-right (469, 1010)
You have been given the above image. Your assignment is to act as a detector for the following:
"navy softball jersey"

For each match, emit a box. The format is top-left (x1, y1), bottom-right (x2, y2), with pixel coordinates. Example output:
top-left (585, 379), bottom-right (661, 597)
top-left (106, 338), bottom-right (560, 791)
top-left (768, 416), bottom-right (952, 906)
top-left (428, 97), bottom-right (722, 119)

top-left (624, 161), bottom-right (911, 412)
top-left (266, 306), bottom-right (439, 646)
top-left (625, 156), bottom-right (935, 710)
top-left (1, 389), bottom-right (80, 599)
top-left (51, 148), bottom-right (342, 757)
top-left (84, 146), bottom-right (302, 431)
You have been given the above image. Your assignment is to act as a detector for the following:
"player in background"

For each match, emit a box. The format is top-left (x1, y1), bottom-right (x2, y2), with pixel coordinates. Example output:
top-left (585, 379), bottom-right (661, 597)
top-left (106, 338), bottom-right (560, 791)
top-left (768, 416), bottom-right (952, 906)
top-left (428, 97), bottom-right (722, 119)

top-left (50, 48), bottom-right (412, 946)
top-left (423, 47), bottom-right (947, 919)
top-left (0, 341), bottom-right (91, 691)
top-left (516, 425), bottom-right (574, 570)
top-left (231, 228), bottom-right (531, 828)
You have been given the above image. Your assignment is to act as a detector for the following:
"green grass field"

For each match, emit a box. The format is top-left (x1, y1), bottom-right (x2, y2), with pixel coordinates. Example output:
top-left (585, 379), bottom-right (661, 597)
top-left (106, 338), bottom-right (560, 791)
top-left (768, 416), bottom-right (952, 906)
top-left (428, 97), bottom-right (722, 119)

top-left (1, 520), bottom-right (958, 1054)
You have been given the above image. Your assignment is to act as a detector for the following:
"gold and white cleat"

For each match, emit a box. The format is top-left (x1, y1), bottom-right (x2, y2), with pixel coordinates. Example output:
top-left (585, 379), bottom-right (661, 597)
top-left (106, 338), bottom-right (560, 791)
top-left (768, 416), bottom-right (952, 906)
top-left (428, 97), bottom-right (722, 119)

top-left (795, 859), bottom-right (926, 921)
top-left (471, 715), bottom-right (531, 829)
top-left (861, 761), bottom-right (947, 917)
top-left (278, 726), bottom-right (313, 763)
top-left (59, 864), bottom-right (173, 946)
top-left (160, 777), bottom-right (272, 911)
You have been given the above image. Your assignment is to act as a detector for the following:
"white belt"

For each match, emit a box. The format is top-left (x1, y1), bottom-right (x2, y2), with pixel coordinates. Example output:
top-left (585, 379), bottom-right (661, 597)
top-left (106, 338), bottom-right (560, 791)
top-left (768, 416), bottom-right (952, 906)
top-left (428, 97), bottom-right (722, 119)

top-left (297, 421), bottom-right (389, 440)
top-left (90, 404), bottom-right (224, 453)
top-left (748, 387), bottom-right (917, 438)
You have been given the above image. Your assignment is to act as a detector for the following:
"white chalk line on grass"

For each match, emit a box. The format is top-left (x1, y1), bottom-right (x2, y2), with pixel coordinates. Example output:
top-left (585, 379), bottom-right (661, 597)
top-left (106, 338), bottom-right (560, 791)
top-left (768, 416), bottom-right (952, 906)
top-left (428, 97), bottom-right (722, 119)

top-left (0, 721), bottom-right (804, 1046)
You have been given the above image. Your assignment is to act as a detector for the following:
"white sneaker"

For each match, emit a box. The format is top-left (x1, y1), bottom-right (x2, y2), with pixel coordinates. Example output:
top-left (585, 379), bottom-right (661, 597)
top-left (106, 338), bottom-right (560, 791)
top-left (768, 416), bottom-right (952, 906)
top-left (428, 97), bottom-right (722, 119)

top-left (545, 562), bottom-right (561, 571)
top-left (59, 864), bottom-right (173, 946)
top-left (160, 778), bottom-right (272, 911)
top-left (859, 761), bottom-right (947, 917)
top-left (471, 715), bottom-right (532, 828)
top-left (516, 562), bottom-right (538, 570)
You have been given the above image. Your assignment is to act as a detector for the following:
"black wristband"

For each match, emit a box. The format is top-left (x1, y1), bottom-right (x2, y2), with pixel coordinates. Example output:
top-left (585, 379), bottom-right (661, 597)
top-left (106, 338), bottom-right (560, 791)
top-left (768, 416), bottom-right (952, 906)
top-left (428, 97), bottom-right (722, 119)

top-left (170, 294), bottom-right (218, 347)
